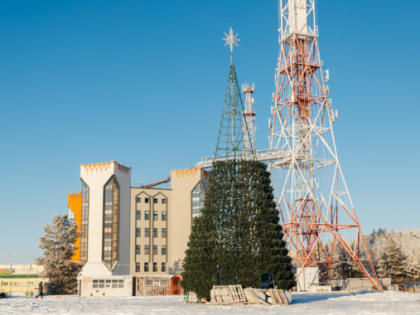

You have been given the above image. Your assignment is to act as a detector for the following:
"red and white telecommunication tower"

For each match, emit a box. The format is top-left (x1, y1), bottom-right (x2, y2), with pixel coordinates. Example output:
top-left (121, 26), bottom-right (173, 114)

top-left (268, 0), bottom-right (381, 289)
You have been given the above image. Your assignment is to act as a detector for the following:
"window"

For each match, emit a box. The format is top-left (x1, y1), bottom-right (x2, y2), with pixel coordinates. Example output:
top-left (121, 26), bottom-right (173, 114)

top-left (162, 198), bottom-right (166, 204)
top-left (144, 211), bottom-right (150, 220)
top-left (161, 245), bottom-right (167, 255)
top-left (153, 228), bottom-right (157, 238)
top-left (136, 228), bottom-right (141, 238)
top-left (161, 228), bottom-right (167, 238)
top-left (144, 262), bottom-right (149, 272)
top-left (93, 280), bottom-right (98, 288)
top-left (161, 212), bottom-right (166, 221)
top-left (192, 182), bottom-right (205, 217)
top-left (99, 280), bottom-right (105, 288)
top-left (153, 198), bottom-right (158, 204)
top-left (102, 176), bottom-right (120, 270)
top-left (81, 180), bottom-right (89, 262)
top-left (136, 263), bottom-right (140, 272)
top-left (145, 245), bottom-right (150, 255)
top-left (145, 279), bottom-right (153, 286)
top-left (135, 245), bottom-right (140, 255)
top-left (153, 211), bottom-right (158, 221)
top-left (136, 210), bottom-right (141, 220)
top-left (136, 197), bottom-right (141, 203)
top-left (112, 279), bottom-right (120, 288)
top-left (106, 280), bottom-right (111, 288)
top-left (153, 262), bottom-right (157, 272)
top-left (161, 263), bottom-right (166, 272)
top-left (145, 228), bottom-right (150, 238)
top-left (145, 198), bottom-right (149, 203)
top-left (153, 245), bottom-right (157, 255)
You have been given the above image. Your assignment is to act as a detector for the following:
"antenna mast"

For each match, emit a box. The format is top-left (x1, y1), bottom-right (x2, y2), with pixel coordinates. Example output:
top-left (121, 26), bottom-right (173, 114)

top-left (269, 0), bottom-right (381, 290)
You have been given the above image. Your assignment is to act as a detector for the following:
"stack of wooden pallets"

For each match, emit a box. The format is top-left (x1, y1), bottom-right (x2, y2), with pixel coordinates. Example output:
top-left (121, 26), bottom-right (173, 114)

top-left (210, 285), bottom-right (292, 305)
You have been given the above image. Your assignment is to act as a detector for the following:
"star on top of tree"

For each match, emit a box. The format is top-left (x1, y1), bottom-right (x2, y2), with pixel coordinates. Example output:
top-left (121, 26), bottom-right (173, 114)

top-left (223, 27), bottom-right (240, 54)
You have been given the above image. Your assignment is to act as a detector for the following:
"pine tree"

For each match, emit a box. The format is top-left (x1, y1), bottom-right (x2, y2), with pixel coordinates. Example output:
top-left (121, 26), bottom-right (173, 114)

top-left (182, 160), bottom-right (295, 299)
top-left (406, 256), bottom-right (420, 283)
top-left (36, 214), bottom-right (81, 294)
top-left (377, 237), bottom-right (407, 284)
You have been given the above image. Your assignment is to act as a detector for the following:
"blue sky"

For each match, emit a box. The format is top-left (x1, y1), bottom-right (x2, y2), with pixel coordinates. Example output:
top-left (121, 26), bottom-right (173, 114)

top-left (0, 0), bottom-right (419, 263)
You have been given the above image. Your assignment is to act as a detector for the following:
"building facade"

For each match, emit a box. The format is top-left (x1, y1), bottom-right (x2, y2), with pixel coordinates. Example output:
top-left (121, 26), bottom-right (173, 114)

top-left (74, 161), bottom-right (208, 297)
top-left (0, 265), bottom-right (48, 297)
top-left (77, 161), bottom-right (133, 297)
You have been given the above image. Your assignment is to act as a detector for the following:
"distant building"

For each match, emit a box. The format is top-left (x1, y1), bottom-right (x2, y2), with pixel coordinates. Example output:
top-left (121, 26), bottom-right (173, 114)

top-left (0, 265), bottom-right (48, 297)
top-left (72, 161), bottom-right (207, 296)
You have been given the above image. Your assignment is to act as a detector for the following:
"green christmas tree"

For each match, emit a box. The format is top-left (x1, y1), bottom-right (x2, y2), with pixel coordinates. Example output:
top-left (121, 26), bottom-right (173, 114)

top-left (182, 160), bottom-right (295, 300)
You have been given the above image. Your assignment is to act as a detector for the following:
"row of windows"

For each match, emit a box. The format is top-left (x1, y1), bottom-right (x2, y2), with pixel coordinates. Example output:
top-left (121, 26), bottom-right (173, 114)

top-left (0, 281), bottom-right (36, 287)
top-left (136, 210), bottom-right (166, 221)
top-left (92, 279), bottom-right (124, 289)
top-left (135, 244), bottom-right (167, 255)
top-left (136, 228), bottom-right (167, 238)
top-left (81, 180), bottom-right (89, 262)
top-left (136, 262), bottom-right (166, 273)
top-left (144, 279), bottom-right (168, 287)
top-left (102, 176), bottom-right (120, 270)
top-left (136, 197), bottom-right (166, 204)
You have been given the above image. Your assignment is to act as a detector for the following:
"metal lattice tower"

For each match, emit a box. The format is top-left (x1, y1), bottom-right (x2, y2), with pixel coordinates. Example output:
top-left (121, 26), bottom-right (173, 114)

top-left (215, 28), bottom-right (256, 160)
top-left (268, 0), bottom-right (381, 289)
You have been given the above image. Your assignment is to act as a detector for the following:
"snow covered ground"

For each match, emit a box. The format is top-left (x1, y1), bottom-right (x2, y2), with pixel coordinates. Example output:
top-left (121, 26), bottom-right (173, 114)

top-left (0, 291), bottom-right (419, 314)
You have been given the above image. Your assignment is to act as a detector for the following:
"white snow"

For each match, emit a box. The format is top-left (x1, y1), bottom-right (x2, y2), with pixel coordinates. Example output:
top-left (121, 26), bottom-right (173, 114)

top-left (0, 292), bottom-right (419, 315)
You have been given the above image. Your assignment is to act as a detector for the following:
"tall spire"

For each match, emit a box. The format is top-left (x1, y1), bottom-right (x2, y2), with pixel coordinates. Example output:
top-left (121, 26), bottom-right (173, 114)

top-left (214, 28), bottom-right (255, 160)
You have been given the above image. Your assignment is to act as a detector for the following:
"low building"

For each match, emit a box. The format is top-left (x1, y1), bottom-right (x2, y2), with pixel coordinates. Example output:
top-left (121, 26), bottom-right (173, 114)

top-left (0, 265), bottom-right (48, 297)
top-left (71, 161), bottom-right (208, 296)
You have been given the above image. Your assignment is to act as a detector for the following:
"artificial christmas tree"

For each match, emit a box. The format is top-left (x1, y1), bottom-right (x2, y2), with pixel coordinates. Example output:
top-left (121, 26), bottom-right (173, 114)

top-left (182, 161), bottom-right (295, 299)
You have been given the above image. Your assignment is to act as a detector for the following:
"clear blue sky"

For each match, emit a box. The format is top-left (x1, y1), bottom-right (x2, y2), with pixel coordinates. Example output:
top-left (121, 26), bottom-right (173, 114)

top-left (0, 0), bottom-right (419, 264)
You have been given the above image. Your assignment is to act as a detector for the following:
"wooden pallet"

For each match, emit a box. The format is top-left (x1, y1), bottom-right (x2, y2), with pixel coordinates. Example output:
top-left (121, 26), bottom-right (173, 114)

top-left (229, 285), bottom-right (246, 303)
top-left (267, 289), bottom-right (289, 305)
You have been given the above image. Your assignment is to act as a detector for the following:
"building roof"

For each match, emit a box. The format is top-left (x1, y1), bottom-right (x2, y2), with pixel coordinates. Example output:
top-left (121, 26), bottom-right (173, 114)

top-left (0, 274), bottom-right (40, 279)
top-left (80, 161), bottom-right (131, 174)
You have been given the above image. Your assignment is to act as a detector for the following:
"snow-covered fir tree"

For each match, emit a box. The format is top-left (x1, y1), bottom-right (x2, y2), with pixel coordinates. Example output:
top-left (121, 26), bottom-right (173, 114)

top-left (377, 237), bottom-right (407, 284)
top-left (364, 228), bottom-right (420, 283)
top-left (36, 214), bottom-right (81, 294)
top-left (406, 256), bottom-right (420, 283)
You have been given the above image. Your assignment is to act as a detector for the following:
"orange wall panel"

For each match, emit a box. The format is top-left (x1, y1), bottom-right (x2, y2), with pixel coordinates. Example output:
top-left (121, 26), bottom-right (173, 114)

top-left (67, 193), bottom-right (82, 263)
